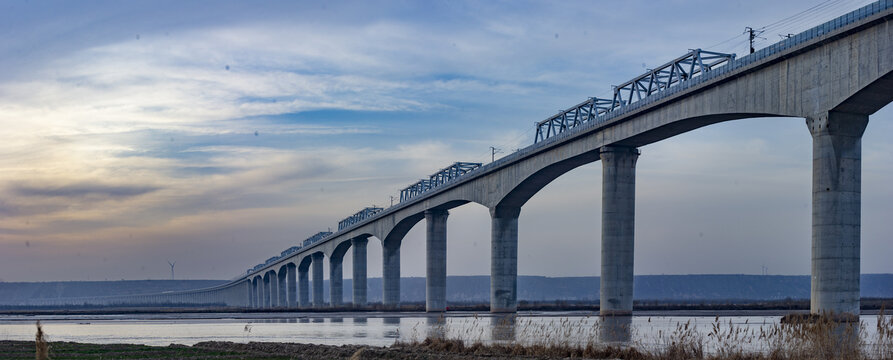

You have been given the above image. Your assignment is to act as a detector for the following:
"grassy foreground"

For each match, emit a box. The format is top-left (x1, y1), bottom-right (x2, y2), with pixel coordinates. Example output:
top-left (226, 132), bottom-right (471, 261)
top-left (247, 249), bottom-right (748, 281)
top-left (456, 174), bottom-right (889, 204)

top-left (2, 340), bottom-right (557, 359)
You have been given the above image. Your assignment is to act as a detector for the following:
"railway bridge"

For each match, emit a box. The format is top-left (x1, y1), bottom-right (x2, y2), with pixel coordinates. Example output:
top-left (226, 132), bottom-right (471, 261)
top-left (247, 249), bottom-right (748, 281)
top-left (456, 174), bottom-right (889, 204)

top-left (37, 1), bottom-right (893, 316)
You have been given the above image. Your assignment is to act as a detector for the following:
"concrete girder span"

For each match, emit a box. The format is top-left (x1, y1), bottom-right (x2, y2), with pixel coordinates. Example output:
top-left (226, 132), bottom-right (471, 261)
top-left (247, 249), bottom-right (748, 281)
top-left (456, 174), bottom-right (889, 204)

top-left (222, 6), bottom-right (892, 315)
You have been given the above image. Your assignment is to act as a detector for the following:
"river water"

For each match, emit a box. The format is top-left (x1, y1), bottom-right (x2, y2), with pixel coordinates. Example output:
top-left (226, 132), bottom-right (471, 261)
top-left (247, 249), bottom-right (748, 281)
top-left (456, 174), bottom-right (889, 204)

top-left (0, 311), bottom-right (886, 353)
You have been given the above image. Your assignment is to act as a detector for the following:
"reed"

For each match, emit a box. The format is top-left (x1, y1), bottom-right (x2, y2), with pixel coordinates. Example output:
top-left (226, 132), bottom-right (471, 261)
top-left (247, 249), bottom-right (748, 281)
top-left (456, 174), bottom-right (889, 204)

top-left (402, 311), bottom-right (893, 360)
top-left (35, 321), bottom-right (49, 360)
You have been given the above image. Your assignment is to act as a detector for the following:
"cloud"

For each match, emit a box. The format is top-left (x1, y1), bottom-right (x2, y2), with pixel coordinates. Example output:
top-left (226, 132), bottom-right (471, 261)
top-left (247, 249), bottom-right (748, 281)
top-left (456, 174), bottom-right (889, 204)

top-left (0, 0), bottom-right (889, 281)
top-left (12, 182), bottom-right (160, 199)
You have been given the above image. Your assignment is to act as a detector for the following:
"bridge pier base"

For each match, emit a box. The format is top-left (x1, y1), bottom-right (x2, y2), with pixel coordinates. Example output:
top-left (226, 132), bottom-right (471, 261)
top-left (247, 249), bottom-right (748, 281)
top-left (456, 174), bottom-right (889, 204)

top-left (312, 253), bottom-right (325, 307)
top-left (330, 255), bottom-right (343, 307)
top-left (352, 237), bottom-right (368, 306)
top-left (808, 111), bottom-right (868, 316)
top-left (383, 242), bottom-right (401, 307)
top-left (298, 266), bottom-right (310, 307)
top-left (490, 206), bottom-right (520, 313)
top-left (600, 146), bottom-right (639, 316)
top-left (426, 209), bottom-right (449, 312)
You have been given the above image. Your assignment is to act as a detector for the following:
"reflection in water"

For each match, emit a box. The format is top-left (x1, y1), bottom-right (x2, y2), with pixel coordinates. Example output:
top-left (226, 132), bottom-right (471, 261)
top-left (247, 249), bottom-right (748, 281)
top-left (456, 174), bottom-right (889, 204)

top-left (383, 317), bottom-right (401, 339)
top-left (353, 317), bottom-right (368, 338)
top-left (426, 315), bottom-right (447, 339)
top-left (491, 314), bottom-right (516, 342)
top-left (599, 315), bottom-right (632, 345)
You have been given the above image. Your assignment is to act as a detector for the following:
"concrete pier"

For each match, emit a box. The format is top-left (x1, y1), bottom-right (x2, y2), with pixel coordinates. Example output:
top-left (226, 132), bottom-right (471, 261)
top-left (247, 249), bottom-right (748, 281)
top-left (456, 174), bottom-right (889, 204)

top-left (312, 253), bottom-right (325, 307)
top-left (252, 277), bottom-right (260, 308)
top-left (490, 206), bottom-right (520, 313)
top-left (270, 270), bottom-right (279, 307)
top-left (263, 273), bottom-right (271, 308)
top-left (248, 281), bottom-right (255, 308)
top-left (330, 255), bottom-right (343, 306)
top-left (286, 263), bottom-right (296, 308)
top-left (426, 209), bottom-right (449, 312)
top-left (277, 269), bottom-right (287, 307)
top-left (807, 111), bottom-right (868, 316)
top-left (298, 266), bottom-right (310, 307)
top-left (382, 242), bottom-right (401, 307)
top-left (352, 237), bottom-right (368, 306)
top-left (600, 146), bottom-right (639, 316)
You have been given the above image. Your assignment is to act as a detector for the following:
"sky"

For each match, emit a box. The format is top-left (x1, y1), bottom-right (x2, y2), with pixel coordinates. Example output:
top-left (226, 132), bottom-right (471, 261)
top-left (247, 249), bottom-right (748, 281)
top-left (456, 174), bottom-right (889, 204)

top-left (0, 0), bottom-right (890, 282)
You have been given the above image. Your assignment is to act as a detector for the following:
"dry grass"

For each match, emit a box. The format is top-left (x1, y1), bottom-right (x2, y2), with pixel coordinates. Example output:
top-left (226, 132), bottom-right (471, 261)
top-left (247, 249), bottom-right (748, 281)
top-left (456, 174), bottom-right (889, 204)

top-left (402, 311), bottom-right (893, 360)
top-left (35, 321), bottom-right (49, 360)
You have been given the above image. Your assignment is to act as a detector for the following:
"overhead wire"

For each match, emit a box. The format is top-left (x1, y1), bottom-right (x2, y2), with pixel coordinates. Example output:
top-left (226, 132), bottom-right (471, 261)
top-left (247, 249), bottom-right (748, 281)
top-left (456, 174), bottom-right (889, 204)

top-left (751, 0), bottom-right (875, 49)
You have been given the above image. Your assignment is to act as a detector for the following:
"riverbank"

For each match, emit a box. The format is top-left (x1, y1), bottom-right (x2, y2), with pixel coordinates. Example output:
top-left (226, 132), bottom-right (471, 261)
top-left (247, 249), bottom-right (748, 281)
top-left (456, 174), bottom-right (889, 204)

top-left (2, 297), bottom-right (891, 316)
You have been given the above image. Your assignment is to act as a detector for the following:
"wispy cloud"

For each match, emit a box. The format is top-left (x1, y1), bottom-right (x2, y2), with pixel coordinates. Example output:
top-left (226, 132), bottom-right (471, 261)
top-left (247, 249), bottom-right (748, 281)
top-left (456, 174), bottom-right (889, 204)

top-left (0, 0), bottom-right (889, 280)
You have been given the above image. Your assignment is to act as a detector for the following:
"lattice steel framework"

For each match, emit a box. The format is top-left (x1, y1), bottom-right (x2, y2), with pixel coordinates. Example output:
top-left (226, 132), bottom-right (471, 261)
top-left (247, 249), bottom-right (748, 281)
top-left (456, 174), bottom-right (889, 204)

top-left (338, 207), bottom-right (384, 230)
top-left (301, 231), bottom-right (333, 247)
top-left (534, 49), bottom-right (735, 143)
top-left (399, 162), bottom-right (482, 203)
top-left (280, 245), bottom-right (301, 257)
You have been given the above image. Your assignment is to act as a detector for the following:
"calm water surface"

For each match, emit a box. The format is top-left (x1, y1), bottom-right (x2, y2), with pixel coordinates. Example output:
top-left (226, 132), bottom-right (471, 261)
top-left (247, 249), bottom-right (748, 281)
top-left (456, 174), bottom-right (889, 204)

top-left (0, 311), bottom-right (884, 351)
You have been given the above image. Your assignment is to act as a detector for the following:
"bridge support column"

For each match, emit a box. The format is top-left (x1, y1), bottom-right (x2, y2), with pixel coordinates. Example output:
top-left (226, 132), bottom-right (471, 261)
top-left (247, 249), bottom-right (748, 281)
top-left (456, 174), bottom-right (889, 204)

top-left (287, 263), bottom-right (297, 308)
top-left (298, 266), bottom-right (310, 307)
top-left (277, 269), bottom-right (287, 307)
top-left (269, 270), bottom-right (279, 307)
top-left (490, 206), bottom-right (520, 313)
top-left (312, 253), bottom-right (325, 307)
top-left (383, 241), bottom-right (401, 307)
top-left (352, 237), bottom-right (368, 306)
top-left (330, 255), bottom-right (343, 307)
top-left (247, 281), bottom-right (253, 308)
top-left (251, 278), bottom-right (259, 308)
top-left (600, 146), bottom-right (639, 316)
top-left (426, 209), bottom-right (449, 312)
top-left (807, 111), bottom-right (868, 316)
top-left (263, 273), bottom-right (271, 308)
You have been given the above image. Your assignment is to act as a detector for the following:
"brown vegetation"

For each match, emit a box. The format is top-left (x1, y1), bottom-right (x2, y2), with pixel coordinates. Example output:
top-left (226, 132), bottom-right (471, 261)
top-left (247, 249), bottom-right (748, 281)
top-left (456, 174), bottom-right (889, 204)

top-left (34, 321), bottom-right (48, 360)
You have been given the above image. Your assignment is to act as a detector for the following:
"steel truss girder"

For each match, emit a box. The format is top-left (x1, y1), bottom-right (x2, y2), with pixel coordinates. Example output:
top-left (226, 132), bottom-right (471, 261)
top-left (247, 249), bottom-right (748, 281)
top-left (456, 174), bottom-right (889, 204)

top-left (399, 161), bottom-right (482, 203)
top-left (534, 49), bottom-right (735, 143)
top-left (301, 231), bottom-right (332, 247)
top-left (338, 207), bottom-right (384, 230)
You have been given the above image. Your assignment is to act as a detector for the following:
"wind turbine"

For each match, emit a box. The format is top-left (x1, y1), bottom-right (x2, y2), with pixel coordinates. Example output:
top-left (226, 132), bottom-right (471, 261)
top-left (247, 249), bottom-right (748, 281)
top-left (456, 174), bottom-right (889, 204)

top-left (168, 261), bottom-right (176, 280)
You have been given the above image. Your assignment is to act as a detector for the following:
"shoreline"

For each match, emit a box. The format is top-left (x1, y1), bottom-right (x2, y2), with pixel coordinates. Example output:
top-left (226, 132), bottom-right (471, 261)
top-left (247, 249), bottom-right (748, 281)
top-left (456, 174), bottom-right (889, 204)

top-left (1, 298), bottom-right (891, 318)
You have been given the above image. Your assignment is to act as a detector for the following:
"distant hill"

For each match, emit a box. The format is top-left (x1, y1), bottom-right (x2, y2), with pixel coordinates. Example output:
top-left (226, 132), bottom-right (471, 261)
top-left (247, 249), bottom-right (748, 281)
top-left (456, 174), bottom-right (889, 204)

top-left (2, 274), bottom-right (892, 305)
top-left (0, 280), bottom-right (226, 305)
top-left (346, 274), bottom-right (893, 303)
